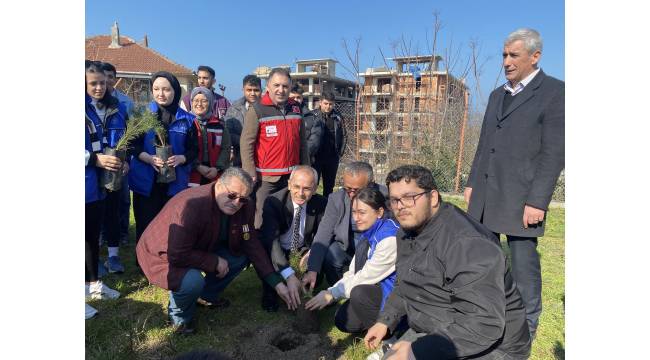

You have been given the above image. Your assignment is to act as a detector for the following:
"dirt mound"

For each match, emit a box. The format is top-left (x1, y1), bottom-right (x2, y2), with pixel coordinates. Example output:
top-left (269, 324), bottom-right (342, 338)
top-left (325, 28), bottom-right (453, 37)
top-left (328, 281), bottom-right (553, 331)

top-left (229, 324), bottom-right (343, 360)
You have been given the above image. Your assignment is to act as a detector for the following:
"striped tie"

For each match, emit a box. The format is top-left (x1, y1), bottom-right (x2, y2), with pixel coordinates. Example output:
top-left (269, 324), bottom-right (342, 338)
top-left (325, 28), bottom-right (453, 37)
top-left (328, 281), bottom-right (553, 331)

top-left (291, 205), bottom-right (303, 252)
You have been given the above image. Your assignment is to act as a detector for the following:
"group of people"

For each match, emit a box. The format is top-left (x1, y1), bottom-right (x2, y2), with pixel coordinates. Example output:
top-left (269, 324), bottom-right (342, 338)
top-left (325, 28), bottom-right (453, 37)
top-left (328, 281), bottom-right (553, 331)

top-left (85, 27), bottom-right (563, 360)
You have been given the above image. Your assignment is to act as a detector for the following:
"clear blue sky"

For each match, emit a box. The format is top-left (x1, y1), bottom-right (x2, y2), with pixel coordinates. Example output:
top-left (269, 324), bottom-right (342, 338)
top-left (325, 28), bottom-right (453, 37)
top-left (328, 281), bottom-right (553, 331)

top-left (86, 0), bottom-right (564, 111)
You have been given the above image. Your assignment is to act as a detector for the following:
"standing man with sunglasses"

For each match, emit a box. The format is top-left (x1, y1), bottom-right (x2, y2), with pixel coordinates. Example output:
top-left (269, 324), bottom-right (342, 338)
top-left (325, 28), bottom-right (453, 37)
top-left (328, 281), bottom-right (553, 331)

top-left (364, 165), bottom-right (531, 360)
top-left (136, 167), bottom-right (293, 334)
top-left (302, 161), bottom-right (389, 291)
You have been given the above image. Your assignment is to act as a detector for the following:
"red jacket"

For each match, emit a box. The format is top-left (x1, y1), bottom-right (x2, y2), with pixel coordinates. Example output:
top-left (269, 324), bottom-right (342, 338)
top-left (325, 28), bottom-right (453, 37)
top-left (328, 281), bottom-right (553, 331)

top-left (189, 116), bottom-right (229, 187)
top-left (135, 183), bottom-right (280, 291)
top-left (252, 93), bottom-right (303, 176)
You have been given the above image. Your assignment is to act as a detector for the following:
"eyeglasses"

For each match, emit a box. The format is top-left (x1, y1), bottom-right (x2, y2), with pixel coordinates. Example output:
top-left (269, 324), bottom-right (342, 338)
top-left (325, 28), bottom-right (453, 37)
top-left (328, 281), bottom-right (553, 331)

top-left (389, 191), bottom-right (430, 208)
top-left (343, 187), bottom-right (362, 195)
top-left (224, 184), bottom-right (249, 203)
top-left (192, 99), bottom-right (209, 105)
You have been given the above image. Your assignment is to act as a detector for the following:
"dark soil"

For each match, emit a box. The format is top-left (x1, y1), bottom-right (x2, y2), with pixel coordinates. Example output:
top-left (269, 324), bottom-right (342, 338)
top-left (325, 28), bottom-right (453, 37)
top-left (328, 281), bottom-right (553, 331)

top-left (295, 303), bottom-right (320, 333)
top-left (228, 324), bottom-right (344, 360)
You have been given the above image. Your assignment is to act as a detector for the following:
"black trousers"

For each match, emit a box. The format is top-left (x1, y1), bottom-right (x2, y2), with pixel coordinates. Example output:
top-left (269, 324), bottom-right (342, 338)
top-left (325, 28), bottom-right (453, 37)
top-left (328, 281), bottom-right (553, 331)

top-left (133, 182), bottom-right (170, 243)
top-left (85, 200), bottom-right (104, 282)
top-left (314, 156), bottom-right (340, 198)
top-left (253, 175), bottom-right (289, 229)
top-left (496, 233), bottom-right (542, 339)
top-left (101, 189), bottom-right (121, 248)
top-left (334, 284), bottom-right (383, 334)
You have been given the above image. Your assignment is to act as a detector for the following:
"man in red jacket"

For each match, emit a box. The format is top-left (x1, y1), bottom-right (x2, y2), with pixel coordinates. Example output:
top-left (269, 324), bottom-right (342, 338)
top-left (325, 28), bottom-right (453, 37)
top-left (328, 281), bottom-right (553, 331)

top-left (136, 167), bottom-right (293, 334)
top-left (240, 67), bottom-right (310, 229)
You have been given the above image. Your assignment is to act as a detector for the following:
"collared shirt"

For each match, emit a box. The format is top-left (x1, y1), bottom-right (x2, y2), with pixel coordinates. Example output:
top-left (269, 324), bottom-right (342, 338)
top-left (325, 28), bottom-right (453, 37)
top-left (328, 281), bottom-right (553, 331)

top-left (503, 68), bottom-right (540, 96)
top-left (245, 101), bottom-right (250, 111)
top-left (279, 201), bottom-right (307, 279)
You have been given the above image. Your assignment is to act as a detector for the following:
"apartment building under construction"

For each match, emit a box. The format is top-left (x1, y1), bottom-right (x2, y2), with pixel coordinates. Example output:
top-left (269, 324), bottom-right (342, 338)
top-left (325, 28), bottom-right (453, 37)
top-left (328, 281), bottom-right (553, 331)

top-left (356, 55), bottom-right (470, 189)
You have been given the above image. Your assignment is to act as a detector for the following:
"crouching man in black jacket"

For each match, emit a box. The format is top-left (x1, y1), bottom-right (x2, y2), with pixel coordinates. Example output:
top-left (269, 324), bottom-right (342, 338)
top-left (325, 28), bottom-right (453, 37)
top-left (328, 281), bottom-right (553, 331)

top-left (364, 165), bottom-right (531, 360)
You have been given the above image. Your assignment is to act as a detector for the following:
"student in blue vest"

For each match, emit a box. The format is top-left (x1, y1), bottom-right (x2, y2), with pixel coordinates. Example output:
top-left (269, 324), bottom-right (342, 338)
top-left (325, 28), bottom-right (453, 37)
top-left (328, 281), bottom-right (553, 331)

top-left (129, 71), bottom-right (198, 248)
top-left (305, 187), bottom-right (398, 334)
top-left (85, 61), bottom-right (123, 319)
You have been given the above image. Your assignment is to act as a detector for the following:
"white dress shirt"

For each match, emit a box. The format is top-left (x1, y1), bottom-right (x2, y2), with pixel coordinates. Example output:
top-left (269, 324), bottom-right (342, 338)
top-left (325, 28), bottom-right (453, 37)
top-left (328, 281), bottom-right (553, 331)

top-left (279, 201), bottom-right (307, 279)
top-left (504, 68), bottom-right (541, 96)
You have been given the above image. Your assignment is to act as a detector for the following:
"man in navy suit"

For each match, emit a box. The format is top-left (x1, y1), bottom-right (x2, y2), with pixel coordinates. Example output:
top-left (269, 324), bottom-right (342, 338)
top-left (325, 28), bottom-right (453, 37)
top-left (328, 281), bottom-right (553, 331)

top-left (258, 165), bottom-right (327, 311)
top-left (465, 28), bottom-right (564, 340)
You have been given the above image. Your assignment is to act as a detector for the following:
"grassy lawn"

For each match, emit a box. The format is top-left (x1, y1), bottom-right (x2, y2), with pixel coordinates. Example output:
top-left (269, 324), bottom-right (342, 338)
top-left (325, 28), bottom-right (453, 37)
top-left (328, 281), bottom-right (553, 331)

top-left (86, 196), bottom-right (564, 359)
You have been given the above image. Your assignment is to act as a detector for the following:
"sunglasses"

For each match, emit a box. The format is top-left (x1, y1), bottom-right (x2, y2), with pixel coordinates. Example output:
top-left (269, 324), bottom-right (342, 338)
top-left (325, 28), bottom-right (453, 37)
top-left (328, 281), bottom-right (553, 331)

top-left (224, 184), bottom-right (249, 203)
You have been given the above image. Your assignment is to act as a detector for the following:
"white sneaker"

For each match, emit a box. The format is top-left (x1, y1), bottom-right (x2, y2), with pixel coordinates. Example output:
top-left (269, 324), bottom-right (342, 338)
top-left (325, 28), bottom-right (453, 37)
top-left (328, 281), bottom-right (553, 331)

top-left (87, 281), bottom-right (120, 300)
top-left (365, 335), bottom-right (398, 360)
top-left (85, 303), bottom-right (98, 319)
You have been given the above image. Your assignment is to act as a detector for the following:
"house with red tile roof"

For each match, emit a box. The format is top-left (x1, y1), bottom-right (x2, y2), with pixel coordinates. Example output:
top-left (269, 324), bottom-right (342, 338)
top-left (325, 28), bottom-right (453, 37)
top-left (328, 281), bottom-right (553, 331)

top-left (85, 22), bottom-right (197, 109)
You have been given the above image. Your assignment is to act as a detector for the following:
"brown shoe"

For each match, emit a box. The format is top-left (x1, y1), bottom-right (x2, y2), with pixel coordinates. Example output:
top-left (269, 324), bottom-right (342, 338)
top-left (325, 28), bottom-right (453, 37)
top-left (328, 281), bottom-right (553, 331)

top-left (172, 322), bottom-right (195, 335)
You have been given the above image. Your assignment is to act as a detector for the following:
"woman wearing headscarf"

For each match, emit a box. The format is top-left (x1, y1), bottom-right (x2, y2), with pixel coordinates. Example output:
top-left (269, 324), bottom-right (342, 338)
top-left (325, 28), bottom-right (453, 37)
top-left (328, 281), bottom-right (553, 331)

top-left (188, 86), bottom-right (232, 187)
top-left (85, 60), bottom-right (124, 319)
top-left (129, 71), bottom-right (198, 246)
top-left (305, 187), bottom-right (399, 334)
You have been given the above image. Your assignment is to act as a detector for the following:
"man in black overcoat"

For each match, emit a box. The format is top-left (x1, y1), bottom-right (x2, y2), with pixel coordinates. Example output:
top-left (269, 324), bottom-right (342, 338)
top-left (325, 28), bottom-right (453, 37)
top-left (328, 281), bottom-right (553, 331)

top-left (465, 28), bottom-right (564, 340)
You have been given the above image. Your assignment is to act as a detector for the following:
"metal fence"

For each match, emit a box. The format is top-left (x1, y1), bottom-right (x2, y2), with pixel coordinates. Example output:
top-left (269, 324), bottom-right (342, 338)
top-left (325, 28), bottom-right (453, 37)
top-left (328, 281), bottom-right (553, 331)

top-left (333, 98), bottom-right (565, 202)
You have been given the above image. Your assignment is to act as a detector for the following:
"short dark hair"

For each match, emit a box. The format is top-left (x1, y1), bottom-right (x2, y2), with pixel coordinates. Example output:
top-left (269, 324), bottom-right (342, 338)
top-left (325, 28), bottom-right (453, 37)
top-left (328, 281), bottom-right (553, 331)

top-left (197, 65), bottom-right (215, 78)
top-left (268, 67), bottom-right (291, 82)
top-left (290, 83), bottom-right (304, 95)
top-left (321, 91), bottom-right (335, 102)
top-left (353, 187), bottom-right (387, 212)
top-left (85, 60), bottom-right (102, 70)
top-left (101, 62), bottom-right (116, 74)
top-left (85, 61), bottom-right (112, 107)
top-left (242, 74), bottom-right (261, 88)
top-left (386, 165), bottom-right (438, 193)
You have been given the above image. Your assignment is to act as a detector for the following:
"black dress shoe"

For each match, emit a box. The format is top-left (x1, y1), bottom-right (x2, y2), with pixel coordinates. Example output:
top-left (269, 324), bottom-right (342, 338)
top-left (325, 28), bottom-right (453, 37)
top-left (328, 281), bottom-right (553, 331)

top-left (261, 291), bottom-right (279, 312)
top-left (196, 297), bottom-right (230, 309)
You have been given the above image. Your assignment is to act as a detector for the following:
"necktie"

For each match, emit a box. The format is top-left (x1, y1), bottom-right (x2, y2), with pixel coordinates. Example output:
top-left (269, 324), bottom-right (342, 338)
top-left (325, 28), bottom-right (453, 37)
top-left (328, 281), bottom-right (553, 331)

top-left (290, 205), bottom-right (303, 252)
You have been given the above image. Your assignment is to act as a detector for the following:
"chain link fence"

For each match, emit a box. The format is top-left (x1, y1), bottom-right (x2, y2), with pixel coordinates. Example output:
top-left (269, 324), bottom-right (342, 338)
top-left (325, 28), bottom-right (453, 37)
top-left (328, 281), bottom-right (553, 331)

top-left (334, 91), bottom-right (565, 202)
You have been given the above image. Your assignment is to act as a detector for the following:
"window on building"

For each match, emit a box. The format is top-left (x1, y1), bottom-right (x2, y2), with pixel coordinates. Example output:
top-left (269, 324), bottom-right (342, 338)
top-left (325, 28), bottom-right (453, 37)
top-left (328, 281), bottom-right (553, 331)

top-left (376, 96), bottom-right (390, 112)
top-left (415, 77), bottom-right (422, 91)
top-left (375, 116), bottom-right (387, 132)
top-left (399, 97), bottom-right (405, 112)
top-left (377, 78), bottom-right (391, 93)
top-left (397, 117), bottom-right (404, 132)
top-left (414, 98), bottom-right (420, 113)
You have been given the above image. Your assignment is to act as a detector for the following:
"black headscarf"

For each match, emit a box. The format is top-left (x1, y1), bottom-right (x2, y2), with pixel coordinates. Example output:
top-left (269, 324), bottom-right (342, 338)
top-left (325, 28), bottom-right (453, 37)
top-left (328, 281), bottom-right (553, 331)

top-left (151, 71), bottom-right (182, 126)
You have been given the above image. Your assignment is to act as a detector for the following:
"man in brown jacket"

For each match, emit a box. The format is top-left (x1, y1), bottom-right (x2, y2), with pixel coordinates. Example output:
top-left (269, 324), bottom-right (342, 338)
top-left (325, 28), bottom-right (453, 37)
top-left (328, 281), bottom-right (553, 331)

top-left (240, 67), bottom-right (310, 229)
top-left (136, 167), bottom-right (293, 334)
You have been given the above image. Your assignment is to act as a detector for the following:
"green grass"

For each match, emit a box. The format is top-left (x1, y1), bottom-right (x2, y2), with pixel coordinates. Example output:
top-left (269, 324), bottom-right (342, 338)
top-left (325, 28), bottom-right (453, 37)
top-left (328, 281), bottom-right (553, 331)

top-left (87, 196), bottom-right (564, 359)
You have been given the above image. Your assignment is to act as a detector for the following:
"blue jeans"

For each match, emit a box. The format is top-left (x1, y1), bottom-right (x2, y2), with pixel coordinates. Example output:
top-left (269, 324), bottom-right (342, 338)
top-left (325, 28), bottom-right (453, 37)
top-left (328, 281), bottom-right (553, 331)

top-left (168, 248), bottom-right (249, 325)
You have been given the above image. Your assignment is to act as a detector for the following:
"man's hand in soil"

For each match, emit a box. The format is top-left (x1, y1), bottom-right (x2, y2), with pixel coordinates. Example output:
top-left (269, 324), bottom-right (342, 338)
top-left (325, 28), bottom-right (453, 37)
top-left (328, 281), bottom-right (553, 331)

top-left (364, 322), bottom-right (388, 350)
top-left (301, 271), bottom-right (317, 292)
top-left (385, 341), bottom-right (415, 360)
top-left (286, 275), bottom-right (302, 309)
top-left (96, 154), bottom-right (122, 171)
top-left (275, 283), bottom-right (296, 310)
top-left (167, 155), bottom-right (186, 168)
top-left (215, 256), bottom-right (229, 278)
top-left (304, 290), bottom-right (334, 311)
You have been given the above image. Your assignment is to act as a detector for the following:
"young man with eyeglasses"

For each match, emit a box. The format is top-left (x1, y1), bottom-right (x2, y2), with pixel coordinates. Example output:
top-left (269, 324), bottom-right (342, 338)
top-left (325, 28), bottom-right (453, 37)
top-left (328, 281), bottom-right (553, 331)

top-left (363, 165), bottom-right (531, 360)
top-left (136, 167), bottom-right (293, 335)
top-left (302, 161), bottom-right (390, 290)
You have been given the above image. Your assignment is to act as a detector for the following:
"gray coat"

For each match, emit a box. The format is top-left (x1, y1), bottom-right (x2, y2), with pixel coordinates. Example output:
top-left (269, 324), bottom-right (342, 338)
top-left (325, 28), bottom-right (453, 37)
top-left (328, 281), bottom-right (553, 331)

top-left (224, 97), bottom-right (247, 167)
top-left (467, 70), bottom-right (564, 237)
top-left (307, 182), bottom-right (388, 273)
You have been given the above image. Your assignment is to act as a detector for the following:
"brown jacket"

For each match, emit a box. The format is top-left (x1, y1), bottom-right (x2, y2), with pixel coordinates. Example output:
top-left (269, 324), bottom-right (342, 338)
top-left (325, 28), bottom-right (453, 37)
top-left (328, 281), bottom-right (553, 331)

top-left (136, 183), bottom-right (278, 291)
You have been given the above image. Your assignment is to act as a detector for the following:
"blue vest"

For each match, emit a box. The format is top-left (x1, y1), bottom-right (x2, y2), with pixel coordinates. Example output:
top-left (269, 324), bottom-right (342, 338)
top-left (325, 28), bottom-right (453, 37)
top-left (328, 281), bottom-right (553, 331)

top-left (128, 101), bottom-right (194, 197)
top-left (363, 218), bottom-right (399, 310)
top-left (85, 95), bottom-right (105, 203)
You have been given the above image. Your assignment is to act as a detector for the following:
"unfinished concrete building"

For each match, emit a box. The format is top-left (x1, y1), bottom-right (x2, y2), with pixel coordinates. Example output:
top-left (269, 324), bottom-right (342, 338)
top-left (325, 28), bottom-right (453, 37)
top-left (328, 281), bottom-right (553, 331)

top-left (253, 58), bottom-right (356, 110)
top-left (357, 55), bottom-right (470, 189)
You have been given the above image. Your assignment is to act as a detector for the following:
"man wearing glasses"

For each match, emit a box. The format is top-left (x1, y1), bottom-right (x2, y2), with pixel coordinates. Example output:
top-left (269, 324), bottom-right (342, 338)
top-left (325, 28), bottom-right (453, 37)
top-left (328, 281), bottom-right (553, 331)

top-left (302, 161), bottom-right (389, 291)
top-left (363, 165), bottom-right (531, 359)
top-left (136, 167), bottom-right (293, 334)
